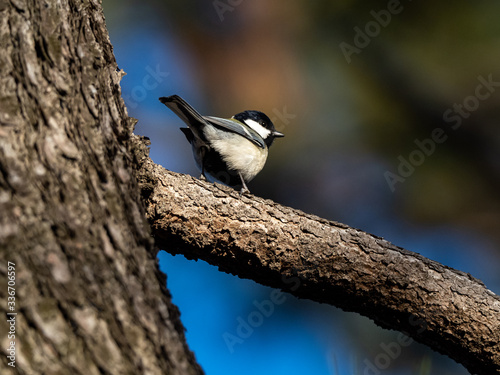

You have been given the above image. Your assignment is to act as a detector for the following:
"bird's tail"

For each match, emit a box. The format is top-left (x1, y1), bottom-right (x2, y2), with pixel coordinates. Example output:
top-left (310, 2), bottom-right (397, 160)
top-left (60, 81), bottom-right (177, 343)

top-left (159, 95), bottom-right (207, 139)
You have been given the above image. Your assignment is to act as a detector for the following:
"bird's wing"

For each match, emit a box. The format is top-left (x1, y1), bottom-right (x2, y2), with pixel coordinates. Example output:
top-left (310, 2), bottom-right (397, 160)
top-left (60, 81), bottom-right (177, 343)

top-left (204, 116), bottom-right (266, 149)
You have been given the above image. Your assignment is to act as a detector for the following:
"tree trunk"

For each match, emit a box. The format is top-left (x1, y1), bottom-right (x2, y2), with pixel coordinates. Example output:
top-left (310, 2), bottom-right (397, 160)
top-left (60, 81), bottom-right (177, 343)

top-left (0, 0), bottom-right (202, 373)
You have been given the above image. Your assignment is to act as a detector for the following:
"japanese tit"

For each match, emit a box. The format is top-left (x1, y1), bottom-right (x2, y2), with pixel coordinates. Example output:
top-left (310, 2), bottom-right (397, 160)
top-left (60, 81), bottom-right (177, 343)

top-left (159, 95), bottom-right (284, 193)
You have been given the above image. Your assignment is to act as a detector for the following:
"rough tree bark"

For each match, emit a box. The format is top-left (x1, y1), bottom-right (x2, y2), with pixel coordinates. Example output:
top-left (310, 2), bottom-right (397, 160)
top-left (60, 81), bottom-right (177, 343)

top-left (135, 138), bottom-right (500, 375)
top-left (0, 0), bottom-right (202, 374)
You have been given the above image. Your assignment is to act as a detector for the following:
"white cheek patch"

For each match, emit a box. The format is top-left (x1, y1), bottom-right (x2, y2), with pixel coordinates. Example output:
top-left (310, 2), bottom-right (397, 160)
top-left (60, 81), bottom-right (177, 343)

top-left (243, 119), bottom-right (271, 139)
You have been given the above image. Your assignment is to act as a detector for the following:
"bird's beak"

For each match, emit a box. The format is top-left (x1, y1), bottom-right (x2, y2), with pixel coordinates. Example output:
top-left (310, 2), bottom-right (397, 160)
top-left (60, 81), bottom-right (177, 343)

top-left (272, 130), bottom-right (285, 137)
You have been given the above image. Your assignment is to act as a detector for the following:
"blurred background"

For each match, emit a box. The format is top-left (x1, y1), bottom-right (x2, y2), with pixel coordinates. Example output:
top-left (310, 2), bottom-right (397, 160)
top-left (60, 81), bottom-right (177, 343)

top-left (103, 1), bottom-right (500, 374)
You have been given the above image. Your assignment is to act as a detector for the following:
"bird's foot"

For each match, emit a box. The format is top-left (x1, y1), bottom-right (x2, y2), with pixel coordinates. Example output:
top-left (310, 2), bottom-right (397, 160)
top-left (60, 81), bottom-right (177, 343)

top-left (239, 186), bottom-right (250, 195)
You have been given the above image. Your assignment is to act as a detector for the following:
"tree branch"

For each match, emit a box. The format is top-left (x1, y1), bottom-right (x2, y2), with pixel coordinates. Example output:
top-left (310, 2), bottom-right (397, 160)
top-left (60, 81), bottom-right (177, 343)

top-left (134, 135), bottom-right (500, 375)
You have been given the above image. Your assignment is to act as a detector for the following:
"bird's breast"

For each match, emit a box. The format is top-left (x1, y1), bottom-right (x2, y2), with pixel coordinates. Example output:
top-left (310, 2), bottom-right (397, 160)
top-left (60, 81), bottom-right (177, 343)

top-left (210, 137), bottom-right (268, 182)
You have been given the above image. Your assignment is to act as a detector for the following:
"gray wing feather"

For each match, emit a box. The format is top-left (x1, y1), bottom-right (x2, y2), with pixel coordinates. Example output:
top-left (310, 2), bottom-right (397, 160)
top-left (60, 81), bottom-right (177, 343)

top-left (204, 116), bottom-right (266, 149)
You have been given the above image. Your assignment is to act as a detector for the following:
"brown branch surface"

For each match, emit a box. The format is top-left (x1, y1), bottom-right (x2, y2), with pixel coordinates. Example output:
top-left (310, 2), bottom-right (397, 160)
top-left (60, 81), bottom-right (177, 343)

top-left (135, 136), bottom-right (500, 375)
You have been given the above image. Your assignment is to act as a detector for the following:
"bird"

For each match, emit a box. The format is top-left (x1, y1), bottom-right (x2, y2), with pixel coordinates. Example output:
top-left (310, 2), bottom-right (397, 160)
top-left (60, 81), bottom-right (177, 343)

top-left (159, 95), bottom-right (284, 193)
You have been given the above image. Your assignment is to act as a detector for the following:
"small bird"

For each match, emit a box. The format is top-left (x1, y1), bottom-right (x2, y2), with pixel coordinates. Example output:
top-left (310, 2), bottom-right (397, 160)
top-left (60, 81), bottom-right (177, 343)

top-left (159, 95), bottom-right (284, 193)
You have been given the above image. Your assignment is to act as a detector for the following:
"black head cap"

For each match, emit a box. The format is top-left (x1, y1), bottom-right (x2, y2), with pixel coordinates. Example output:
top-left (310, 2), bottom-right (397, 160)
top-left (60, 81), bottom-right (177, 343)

top-left (233, 110), bottom-right (284, 147)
